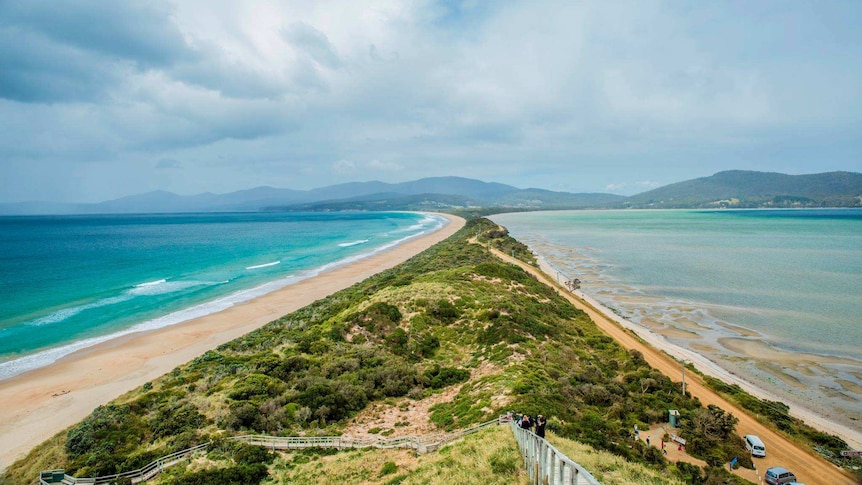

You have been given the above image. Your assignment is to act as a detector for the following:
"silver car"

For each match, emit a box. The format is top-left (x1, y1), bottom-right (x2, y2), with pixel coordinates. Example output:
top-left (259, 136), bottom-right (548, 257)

top-left (765, 467), bottom-right (797, 485)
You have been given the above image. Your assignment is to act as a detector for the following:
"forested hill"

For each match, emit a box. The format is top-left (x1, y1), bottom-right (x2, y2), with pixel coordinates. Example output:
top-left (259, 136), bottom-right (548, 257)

top-left (619, 171), bottom-right (862, 209)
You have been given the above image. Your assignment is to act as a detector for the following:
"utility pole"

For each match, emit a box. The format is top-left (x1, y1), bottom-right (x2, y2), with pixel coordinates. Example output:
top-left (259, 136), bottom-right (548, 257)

top-left (681, 360), bottom-right (687, 396)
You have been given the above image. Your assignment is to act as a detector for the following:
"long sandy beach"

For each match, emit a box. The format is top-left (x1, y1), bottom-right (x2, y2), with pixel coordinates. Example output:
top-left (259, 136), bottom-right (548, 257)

top-left (0, 213), bottom-right (464, 471)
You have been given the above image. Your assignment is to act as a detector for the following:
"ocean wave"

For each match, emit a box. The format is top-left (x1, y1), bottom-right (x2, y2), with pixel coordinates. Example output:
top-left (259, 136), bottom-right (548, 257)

top-left (135, 279), bottom-right (167, 287)
top-left (390, 215), bottom-right (439, 234)
top-left (26, 295), bottom-right (133, 327)
top-left (26, 280), bottom-right (219, 327)
top-left (126, 280), bottom-right (210, 296)
top-left (0, 276), bottom-right (299, 381)
top-left (338, 239), bottom-right (369, 247)
top-left (245, 261), bottom-right (281, 270)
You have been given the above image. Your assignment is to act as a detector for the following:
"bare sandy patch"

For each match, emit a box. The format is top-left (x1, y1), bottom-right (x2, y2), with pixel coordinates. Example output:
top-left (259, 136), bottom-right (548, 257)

top-left (754, 361), bottom-right (807, 390)
top-left (715, 321), bottom-right (761, 338)
top-left (717, 338), bottom-right (862, 368)
top-left (836, 379), bottom-right (862, 397)
top-left (657, 326), bottom-right (703, 340)
top-left (689, 343), bottom-right (718, 353)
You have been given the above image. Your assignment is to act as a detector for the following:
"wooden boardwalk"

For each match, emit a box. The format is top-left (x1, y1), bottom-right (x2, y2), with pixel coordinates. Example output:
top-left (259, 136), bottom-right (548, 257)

top-left (39, 417), bottom-right (510, 484)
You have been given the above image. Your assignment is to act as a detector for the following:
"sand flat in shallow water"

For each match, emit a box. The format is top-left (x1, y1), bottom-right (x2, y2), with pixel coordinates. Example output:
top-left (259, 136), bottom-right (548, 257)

top-left (718, 337), bottom-right (862, 367)
top-left (657, 325), bottom-right (703, 340)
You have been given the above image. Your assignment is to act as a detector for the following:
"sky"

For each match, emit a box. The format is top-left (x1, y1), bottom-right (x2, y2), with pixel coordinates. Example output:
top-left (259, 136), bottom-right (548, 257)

top-left (1, 0), bottom-right (861, 203)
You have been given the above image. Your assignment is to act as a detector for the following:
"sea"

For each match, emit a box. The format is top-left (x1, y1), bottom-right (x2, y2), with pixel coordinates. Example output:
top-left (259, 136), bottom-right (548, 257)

top-left (491, 209), bottom-right (862, 435)
top-left (0, 211), bottom-right (445, 381)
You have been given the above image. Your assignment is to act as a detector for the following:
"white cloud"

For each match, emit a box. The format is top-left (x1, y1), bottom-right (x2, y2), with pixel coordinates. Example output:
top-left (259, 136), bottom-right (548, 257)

top-left (1, 0), bottom-right (860, 202)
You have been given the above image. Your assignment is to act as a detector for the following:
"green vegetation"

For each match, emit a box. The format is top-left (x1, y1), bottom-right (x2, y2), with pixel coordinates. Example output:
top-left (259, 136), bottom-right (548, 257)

top-left (163, 442), bottom-right (274, 485)
top-left (475, 225), bottom-right (538, 266)
top-left (5, 218), bottom-right (763, 484)
top-left (264, 425), bottom-right (526, 485)
top-left (618, 170), bottom-right (862, 209)
top-left (704, 375), bottom-right (861, 471)
top-left (678, 405), bottom-right (752, 469)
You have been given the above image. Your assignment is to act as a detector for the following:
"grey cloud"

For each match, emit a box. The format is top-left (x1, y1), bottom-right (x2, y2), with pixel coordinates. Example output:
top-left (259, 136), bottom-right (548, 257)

top-left (1, 0), bottom-right (860, 204)
top-left (169, 41), bottom-right (290, 100)
top-left (281, 22), bottom-right (342, 70)
top-left (0, 28), bottom-right (122, 103)
top-left (1, 0), bottom-right (196, 67)
top-left (0, 0), bottom-right (196, 104)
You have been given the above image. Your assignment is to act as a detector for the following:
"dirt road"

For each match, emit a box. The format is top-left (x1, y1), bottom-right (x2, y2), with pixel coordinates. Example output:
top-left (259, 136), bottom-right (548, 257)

top-left (487, 245), bottom-right (857, 485)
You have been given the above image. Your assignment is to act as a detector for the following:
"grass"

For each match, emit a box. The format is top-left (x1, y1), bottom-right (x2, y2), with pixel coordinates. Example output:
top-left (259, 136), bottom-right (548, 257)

top-left (546, 432), bottom-right (685, 485)
top-left (264, 425), bottom-right (527, 485)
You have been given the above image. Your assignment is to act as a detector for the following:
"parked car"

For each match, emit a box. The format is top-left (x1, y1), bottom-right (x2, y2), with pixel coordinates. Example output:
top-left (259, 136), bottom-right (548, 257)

top-left (765, 467), bottom-right (797, 485)
top-left (744, 434), bottom-right (766, 457)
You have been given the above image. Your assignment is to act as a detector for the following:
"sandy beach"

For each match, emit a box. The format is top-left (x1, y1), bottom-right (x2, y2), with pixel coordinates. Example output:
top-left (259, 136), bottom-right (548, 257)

top-left (0, 213), bottom-right (464, 472)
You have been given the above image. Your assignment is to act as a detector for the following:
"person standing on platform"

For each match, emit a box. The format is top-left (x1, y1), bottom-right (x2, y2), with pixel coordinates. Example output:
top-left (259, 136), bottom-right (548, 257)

top-left (520, 414), bottom-right (532, 431)
top-left (535, 415), bottom-right (547, 438)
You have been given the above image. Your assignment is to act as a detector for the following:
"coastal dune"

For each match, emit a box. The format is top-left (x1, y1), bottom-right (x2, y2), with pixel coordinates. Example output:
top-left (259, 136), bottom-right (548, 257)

top-left (0, 213), bottom-right (464, 471)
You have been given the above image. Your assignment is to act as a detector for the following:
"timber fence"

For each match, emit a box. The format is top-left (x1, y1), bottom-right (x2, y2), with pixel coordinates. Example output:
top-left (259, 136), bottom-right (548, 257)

top-left (510, 419), bottom-right (601, 485)
top-left (37, 416), bottom-right (510, 484)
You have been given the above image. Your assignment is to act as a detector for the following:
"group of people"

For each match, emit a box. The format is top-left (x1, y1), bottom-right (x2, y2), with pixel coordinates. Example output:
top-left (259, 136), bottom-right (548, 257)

top-left (508, 412), bottom-right (548, 438)
top-left (634, 424), bottom-right (679, 454)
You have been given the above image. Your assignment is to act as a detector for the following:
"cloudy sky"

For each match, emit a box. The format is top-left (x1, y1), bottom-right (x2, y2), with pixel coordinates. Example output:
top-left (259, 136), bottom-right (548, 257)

top-left (2, 0), bottom-right (861, 203)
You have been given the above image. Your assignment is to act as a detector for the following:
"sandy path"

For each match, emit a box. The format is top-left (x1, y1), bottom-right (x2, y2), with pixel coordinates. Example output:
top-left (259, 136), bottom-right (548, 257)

top-left (487, 245), bottom-right (856, 485)
top-left (0, 213), bottom-right (464, 472)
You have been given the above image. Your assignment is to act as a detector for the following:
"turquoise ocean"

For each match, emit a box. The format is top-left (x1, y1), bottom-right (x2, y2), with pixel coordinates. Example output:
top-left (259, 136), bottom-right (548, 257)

top-left (0, 211), bottom-right (444, 380)
top-left (492, 209), bottom-right (862, 434)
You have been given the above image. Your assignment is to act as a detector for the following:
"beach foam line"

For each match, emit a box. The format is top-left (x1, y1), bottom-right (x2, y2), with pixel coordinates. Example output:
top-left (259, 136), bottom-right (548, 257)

top-left (338, 239), bottom-right (369, 247)
top-left (26, 295), bottom-right (133, 327)
top-left (0, 213), bottom-right (450, 382)
top-left (135, 278), bottom-right (167, 287)
top-left (127, 280), bottom-right (212, 296)
top-left (246, 261), bottom-right (280, 270)
top-left (24, 280), bottom-right (217, 327)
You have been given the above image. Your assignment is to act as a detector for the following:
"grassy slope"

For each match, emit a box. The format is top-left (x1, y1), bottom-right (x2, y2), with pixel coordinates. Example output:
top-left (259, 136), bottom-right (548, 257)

top-left (148, 426), bottom-right (687, 485)
top-left (3, 218), bottom-right (752, 485)
top-left (262, 425), bottom-right (526, 485)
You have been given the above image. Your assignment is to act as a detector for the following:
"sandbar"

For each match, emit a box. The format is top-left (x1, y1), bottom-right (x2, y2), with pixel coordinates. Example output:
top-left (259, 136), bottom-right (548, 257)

top-left (0, 213), bottom-right (464, 471)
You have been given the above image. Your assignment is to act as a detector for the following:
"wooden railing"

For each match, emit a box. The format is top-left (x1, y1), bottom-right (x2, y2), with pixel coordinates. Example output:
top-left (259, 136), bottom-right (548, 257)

top-left (38, 416), bottom-right (509, 484)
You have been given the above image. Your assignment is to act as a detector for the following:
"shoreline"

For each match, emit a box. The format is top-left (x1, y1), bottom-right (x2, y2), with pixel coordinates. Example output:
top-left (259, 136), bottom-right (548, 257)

top-left (487, 243), bottom-right (857, 484)
top-left (535, 255), bottom-right (862, 450)
top-left (0, 213), bottom-right (446, 382)
top-left (0, 213), bottom-right (465, 472)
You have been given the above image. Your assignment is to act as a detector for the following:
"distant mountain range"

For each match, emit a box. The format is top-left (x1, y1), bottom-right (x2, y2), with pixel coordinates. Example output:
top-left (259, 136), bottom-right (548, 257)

top-left (618, 170), bottom-right (862, 209)
top-left (1, 171), bottom-right (860, 215)
top-left (0, 177), bottom-right (624, 214)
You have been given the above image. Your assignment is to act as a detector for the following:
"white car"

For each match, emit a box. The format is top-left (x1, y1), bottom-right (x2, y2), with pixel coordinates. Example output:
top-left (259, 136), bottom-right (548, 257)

top-left (744, 434), bottom-right (766, 457)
